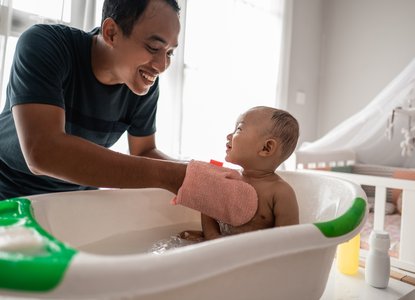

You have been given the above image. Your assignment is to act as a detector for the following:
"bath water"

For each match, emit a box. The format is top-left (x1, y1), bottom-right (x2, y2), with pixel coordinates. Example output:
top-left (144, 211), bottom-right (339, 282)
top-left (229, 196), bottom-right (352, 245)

top-left (77, 221), bottom-right (201, 255)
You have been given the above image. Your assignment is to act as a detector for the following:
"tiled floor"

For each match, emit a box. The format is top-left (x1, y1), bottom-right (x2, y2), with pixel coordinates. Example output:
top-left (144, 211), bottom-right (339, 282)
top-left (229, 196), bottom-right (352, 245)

top-left (321, 261), bottom-right (415, 299)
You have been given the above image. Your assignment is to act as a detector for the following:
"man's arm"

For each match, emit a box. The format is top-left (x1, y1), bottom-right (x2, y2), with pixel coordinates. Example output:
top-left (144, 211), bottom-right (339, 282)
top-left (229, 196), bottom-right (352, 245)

top-left (128, 134), bottom-right (176, 160)
top-left (13, 103), bottom-right (186, 193)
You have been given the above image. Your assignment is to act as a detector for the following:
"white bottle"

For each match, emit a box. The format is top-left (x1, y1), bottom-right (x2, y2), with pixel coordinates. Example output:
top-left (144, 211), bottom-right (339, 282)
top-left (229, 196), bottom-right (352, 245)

top-left (365, 230), bottom-right (391, 288)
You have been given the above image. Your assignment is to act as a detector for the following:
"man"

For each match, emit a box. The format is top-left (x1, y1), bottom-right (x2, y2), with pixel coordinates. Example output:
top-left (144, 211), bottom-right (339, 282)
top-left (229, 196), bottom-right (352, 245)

top-left (0, 0), bottom-right (186, 199)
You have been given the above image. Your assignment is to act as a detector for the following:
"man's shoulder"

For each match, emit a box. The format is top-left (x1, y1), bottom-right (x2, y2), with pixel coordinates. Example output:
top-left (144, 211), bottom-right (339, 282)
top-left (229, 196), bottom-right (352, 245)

top-left (24, 24), bottom-right (73, 36)
top-left (21, 24), bottom-right (89, 44)
top-left (16, 24), bottom-right (93, 67)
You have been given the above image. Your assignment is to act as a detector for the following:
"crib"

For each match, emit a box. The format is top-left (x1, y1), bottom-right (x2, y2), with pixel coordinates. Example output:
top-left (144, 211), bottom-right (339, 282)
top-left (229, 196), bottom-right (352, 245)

top-left (0, 171), bottom-right (367, 299)
top-left (295, 149), bottom-right (415, 274)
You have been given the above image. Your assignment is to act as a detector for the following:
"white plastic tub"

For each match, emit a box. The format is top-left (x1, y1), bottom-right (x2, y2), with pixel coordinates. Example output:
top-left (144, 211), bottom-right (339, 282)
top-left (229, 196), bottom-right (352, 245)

top-left (0, 171), bottom-right (367, 299)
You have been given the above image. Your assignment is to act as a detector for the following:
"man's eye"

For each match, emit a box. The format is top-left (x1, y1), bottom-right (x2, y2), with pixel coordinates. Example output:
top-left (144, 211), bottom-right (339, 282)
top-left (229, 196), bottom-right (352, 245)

top-left (146, 45), bottom-right (158, 53)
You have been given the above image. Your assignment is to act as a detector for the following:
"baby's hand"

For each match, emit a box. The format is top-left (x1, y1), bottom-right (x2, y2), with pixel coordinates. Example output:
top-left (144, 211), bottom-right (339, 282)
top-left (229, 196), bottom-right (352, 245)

top-left (179, 230), bottom-right (204, 242)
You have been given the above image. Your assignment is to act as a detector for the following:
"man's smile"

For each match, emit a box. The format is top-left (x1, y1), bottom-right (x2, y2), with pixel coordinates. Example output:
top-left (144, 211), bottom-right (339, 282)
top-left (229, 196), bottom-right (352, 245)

top-left (139, 70), bottom-right (157, 84)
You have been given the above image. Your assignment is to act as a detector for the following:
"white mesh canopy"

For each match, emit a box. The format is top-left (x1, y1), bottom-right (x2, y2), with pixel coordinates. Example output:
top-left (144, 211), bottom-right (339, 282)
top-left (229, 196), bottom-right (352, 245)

top-left (299, 58), bottom-right (415, 168)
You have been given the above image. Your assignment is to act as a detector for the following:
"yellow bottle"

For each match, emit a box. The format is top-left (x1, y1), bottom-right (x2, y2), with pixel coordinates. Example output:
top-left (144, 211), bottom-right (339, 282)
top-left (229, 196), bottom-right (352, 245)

top-left (337, 233), bottom-right (360, 275)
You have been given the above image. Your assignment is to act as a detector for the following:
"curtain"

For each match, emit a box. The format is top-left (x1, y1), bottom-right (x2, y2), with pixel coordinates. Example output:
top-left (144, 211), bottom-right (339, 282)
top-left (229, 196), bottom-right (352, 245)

top-left (299, 58), bottom-right (415, 168)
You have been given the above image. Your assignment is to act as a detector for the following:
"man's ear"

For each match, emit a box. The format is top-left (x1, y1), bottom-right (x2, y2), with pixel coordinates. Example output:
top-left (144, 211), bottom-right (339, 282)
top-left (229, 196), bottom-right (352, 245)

top-left (101, 18), bottom-right (119, 47)
top-left (259, 138), bottom-right (279, 157)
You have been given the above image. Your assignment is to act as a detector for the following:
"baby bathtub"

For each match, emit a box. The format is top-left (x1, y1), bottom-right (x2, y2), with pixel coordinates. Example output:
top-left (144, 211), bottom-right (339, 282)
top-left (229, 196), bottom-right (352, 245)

top-left (0, 171), bottom-right (367, 300)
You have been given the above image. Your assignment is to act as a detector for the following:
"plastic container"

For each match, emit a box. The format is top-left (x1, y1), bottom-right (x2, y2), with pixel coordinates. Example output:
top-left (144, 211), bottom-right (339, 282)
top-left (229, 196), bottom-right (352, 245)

top-left (365, 230), bottom-right (390, 288)
top-left (337, 233), bottom-right (360, 275)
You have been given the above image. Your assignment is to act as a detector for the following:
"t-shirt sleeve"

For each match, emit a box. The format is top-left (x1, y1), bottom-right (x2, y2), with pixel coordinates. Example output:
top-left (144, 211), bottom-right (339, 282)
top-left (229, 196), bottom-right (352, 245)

top-left (127, 81), bottom-right (159, 137)
top-left (8, 25), bottom-right (68, 109)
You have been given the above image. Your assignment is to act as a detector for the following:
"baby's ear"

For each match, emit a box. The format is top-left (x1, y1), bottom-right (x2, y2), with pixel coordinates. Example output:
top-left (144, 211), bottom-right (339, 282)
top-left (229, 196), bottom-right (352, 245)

top-left (259, 138), bottom-right (279, 157)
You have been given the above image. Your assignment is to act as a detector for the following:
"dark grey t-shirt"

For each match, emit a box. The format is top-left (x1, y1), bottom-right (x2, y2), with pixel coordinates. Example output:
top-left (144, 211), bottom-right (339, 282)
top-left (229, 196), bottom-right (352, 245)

top-left (0, 24), bottom-right (159, 199)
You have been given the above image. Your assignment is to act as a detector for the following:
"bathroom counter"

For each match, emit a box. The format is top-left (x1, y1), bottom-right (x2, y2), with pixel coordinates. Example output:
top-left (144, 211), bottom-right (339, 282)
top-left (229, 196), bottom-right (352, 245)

top-left (321, 260), bottom-right (415, 299)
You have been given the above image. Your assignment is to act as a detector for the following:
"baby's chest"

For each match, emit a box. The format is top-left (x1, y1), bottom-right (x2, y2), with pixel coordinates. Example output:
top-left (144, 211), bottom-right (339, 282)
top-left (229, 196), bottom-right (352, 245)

top-left (252, 191), bottom-right (276, 220)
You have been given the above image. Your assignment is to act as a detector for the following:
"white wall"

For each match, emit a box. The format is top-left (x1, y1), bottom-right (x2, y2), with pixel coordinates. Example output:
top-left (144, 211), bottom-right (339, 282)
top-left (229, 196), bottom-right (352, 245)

top-left (285, 0), bottom-right (323, 147)
top-left (287, 0), bottom-right (415, 146)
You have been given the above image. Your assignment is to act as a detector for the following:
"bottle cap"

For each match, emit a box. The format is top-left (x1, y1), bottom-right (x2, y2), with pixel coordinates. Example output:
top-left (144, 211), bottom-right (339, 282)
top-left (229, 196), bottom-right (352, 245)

top-left (369, 230), bottom-right (390, 251)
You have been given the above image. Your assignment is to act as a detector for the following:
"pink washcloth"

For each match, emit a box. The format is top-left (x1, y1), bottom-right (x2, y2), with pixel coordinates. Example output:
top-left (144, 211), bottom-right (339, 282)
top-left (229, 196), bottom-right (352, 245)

top-left (171, 160), bottom-right (258, 226)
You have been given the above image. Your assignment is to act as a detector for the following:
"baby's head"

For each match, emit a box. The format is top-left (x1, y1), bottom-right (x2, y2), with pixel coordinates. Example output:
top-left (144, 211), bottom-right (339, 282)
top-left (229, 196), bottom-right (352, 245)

top-left (225, 106), bottom-right (299, 170)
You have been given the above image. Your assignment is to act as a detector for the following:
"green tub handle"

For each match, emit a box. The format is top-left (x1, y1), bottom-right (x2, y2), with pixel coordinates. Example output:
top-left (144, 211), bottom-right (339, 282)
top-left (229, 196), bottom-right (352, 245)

top-left (0, 198), bottom-right (77, 291)
top-left (314, 197), bottom-right (366, 238)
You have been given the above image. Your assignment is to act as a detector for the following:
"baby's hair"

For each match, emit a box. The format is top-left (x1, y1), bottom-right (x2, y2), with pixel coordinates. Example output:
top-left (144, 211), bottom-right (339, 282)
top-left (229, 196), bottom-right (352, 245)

top-left (269, 108), bottom-right (299, 162)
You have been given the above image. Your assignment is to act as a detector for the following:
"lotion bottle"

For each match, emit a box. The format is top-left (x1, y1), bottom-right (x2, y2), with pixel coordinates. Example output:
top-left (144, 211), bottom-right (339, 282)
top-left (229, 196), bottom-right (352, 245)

top-left (365, 230), bottom-right (390, 288)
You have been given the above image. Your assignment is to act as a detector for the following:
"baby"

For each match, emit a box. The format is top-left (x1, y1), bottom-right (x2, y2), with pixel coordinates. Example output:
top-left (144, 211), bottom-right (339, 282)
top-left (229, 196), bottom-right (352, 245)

top-left (181, 106), bottom-right (300, 241)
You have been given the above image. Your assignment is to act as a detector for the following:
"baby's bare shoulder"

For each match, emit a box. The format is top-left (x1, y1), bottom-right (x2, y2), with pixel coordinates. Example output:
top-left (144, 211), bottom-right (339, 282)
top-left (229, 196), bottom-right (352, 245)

top-left (270, 175), bottom-right (299, 226)
top-left (271, 175), bottom-right (296, 197)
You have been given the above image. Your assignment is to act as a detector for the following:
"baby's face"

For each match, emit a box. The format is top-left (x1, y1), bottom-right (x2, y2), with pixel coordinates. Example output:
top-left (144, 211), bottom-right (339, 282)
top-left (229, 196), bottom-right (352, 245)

top-left (225, 109), bottom-right (271, 167)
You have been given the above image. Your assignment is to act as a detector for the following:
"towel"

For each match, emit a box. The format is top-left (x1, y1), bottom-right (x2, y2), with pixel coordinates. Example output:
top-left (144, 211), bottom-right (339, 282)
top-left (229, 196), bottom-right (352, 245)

top-left (171, 160), bottom-right (258, 226)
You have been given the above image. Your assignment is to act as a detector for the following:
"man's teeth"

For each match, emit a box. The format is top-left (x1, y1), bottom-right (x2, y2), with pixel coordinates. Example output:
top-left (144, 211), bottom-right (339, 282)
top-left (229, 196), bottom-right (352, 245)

top-left (141, 71), bottom-right (156, 81)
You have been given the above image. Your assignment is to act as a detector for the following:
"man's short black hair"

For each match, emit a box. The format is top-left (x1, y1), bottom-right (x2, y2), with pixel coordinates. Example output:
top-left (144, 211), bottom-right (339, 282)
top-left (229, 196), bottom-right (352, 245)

top-left (101, 0), bottom-right (180, 37)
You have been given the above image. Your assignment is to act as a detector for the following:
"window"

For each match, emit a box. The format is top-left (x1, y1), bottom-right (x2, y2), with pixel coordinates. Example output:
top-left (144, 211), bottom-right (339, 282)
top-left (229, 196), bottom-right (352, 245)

top-left (109, 1), bottom-right (286, 159)
top-left (178, 0), bottom-right (285, 161)
top-left (12, 0), bottom-right (71, 22)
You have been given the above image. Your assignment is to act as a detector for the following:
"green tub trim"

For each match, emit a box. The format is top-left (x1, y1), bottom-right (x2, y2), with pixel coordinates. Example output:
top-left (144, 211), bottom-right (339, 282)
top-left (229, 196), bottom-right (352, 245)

top-left (313, 197), bottom-right (366, 238)
top-left (0, 198), bottom-right (77, 291)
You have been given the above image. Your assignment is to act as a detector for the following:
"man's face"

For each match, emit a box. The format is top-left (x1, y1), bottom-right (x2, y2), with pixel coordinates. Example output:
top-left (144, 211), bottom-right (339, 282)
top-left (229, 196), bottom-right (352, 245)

top-left (112, 0), bottom-right (180, 95)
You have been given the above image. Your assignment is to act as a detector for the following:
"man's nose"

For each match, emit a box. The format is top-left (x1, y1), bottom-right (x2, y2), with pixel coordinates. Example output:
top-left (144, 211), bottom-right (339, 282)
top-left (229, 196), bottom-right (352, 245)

top-left (151, 52), bottom-right (169, 73)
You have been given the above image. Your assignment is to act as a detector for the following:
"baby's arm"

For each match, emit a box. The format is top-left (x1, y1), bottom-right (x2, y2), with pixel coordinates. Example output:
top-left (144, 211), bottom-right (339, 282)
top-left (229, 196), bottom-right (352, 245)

top-left (273, 183), bottom-right (299, 227)
top-left (179, 230), bottom-right (204, 242)
top-left (201, 213), bottom-right (221, 240)
top-left (179, 213), bottom-right (221, 241)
